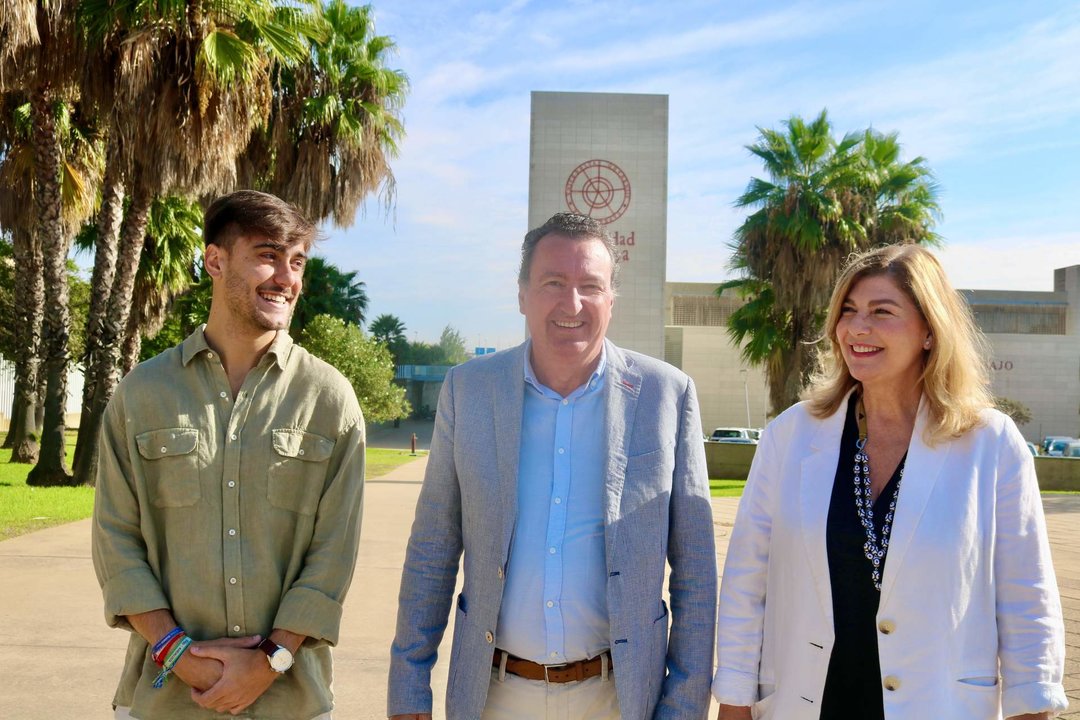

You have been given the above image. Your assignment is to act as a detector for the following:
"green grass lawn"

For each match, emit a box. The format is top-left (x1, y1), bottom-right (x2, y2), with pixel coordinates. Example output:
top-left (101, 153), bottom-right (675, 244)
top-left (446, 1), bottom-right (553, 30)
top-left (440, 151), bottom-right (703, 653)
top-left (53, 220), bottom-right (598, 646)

top-left (0, 438), bottom-right (427, 542)
top-left (710, 479), bottom-right (747, 497)
top-left (365, 447), bottom-right (428, 478)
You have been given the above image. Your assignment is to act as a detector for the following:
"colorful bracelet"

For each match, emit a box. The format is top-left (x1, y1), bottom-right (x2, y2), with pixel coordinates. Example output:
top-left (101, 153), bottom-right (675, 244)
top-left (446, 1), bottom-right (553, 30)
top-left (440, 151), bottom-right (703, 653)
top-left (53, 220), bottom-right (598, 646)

top-left (152, 635), bottom-right (192, 689)
top-left (152, 628), bottom-right (186, 667)
top-left (151, 627), bottom-right (184, 665)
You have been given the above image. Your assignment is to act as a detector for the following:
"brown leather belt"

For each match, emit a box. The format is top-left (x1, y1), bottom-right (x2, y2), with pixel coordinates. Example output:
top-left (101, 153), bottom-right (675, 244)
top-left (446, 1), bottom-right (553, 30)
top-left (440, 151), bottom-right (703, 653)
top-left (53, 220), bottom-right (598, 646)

top-left (493, 650), bottom-right (613, 684)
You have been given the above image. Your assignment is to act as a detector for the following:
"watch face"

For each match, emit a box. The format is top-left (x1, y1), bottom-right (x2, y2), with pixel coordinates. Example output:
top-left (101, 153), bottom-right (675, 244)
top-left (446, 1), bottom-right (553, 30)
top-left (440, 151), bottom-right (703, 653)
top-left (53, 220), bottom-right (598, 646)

top-left (268, 646), bottom-right (294, 672)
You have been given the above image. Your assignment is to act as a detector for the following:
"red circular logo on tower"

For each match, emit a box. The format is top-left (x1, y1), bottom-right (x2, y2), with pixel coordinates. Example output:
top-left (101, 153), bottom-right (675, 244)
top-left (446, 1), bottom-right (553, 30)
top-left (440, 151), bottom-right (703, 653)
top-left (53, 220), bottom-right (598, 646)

top-left (564, 159), bottom-right (631, 225)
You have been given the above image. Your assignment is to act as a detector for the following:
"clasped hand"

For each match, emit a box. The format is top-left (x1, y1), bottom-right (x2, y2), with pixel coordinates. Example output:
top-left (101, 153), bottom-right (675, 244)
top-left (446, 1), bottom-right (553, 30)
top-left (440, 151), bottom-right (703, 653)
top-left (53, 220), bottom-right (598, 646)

top-left (171, 635), bottom-right (278, 715)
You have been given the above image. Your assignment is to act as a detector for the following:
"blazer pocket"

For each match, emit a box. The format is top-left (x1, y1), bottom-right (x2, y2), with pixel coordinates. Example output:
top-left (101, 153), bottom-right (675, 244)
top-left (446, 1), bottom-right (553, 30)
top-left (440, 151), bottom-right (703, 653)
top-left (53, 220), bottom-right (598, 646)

top-left (957, 676), bottom-right (998, 688)
top-left (625, 441), bottom-right (675, 474)
top-left (136, 428), bottom-right (201, 508)
top-left (267, 429), bottom-right (335, 515)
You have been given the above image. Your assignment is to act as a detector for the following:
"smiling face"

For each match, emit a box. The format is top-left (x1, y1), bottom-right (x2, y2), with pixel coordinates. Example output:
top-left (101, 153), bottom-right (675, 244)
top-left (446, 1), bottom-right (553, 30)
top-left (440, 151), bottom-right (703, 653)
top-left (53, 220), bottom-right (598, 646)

top-left (518, 233), bottom-right (615, 393)
top-left (206, 233), bottom-right (307, 339)
top-left (835, 273), bottom-right (931, 392)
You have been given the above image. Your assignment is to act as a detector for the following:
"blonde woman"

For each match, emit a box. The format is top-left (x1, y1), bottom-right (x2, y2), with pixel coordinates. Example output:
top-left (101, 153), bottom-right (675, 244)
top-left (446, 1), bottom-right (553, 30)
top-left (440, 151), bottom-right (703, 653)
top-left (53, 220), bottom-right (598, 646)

top-left (713, 244), bottom-right (1067, 720)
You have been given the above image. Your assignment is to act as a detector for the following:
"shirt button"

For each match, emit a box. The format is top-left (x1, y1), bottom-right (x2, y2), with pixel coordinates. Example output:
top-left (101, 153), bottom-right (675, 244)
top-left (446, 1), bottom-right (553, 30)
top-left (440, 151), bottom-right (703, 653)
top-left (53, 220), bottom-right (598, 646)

top-left (883, 675), bottom-right (900, 691)
top-left (207, 352), bottom-right (214, 359)
top-left (562, 399), bottom-right (568, 405)
top-left (229, 577), bottom-right (237, 585)
top-left (233, 625), bottom-right (240, 632)
top-left (230, 433), bottom-right (237, 440)
top-left (484, 631), bottom-right (494, 644)
top-left (558, 448), bottom-right (565, 454)
top-left (219, 391), bottom-right (228, 399)
top-left (549, 547), bottom-right (556, 555)
top-left (546, 600), bottom-right (554, 608)
top-left (878, 619), bottom-right (896, 635)
top-left (298, 449), bottom-right (305, 456)
top-left (227, 481), bottom-right (236, 488)
top-left (160, 446), bottom-right (167, 453)
top-left (553, 497), bottom-right (561, 504)
top-left (550, 651), bottom-right (558, 658)
top-left (228, 529), bottom-right (236, 536)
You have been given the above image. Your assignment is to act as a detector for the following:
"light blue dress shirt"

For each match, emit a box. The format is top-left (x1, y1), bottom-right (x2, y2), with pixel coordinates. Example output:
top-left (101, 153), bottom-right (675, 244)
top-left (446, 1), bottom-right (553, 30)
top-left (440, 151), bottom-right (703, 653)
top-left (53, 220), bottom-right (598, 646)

top-left (496, 344), bottom-right (610, 664)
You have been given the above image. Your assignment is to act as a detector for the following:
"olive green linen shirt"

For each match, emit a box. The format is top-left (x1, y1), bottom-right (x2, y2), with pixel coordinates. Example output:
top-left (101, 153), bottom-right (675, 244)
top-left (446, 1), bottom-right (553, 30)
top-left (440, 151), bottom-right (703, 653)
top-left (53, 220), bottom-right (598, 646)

top-left (92, 327), bottom-right (365, 719)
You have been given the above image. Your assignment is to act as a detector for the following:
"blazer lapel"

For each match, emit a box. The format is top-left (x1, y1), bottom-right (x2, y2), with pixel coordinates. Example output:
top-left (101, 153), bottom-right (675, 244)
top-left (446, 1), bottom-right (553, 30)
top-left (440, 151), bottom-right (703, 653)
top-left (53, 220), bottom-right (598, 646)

top-left (492, 344), bottom-right (526, 551)
top-left (878, 395), bottom-right (949, 605)
top-left (602, 342), bottom-right (642, 559)
top-left (799, 396), bottom-right (848, 625)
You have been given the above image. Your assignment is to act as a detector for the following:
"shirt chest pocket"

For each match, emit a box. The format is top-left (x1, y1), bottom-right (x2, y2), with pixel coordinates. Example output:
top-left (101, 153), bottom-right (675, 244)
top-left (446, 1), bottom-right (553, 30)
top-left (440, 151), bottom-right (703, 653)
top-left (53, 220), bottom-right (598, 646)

top-left (268, 429), bottom-right (335, 515)
top-left (136, 428), bottom-right (201, 508)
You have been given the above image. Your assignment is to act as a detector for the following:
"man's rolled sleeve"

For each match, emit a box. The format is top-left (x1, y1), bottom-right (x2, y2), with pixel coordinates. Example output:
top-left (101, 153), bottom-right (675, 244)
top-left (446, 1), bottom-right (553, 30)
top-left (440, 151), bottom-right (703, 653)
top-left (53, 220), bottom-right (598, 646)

top-left (273, 418), bottom-right (366, 646)
top-left (92, 394), bottom-right (171, 631)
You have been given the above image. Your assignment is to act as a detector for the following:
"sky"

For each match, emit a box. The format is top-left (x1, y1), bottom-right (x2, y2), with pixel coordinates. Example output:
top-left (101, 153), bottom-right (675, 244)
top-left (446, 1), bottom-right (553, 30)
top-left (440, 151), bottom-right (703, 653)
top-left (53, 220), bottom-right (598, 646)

top-left (319, 0), bottom-right (1080, 350)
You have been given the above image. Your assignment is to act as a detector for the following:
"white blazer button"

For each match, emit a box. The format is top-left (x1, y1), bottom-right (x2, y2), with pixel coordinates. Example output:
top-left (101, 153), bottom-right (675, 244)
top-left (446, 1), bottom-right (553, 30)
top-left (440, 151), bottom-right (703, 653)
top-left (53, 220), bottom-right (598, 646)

top-left (484, 631), bottom-right (494, 644)
top-left (878, 619), bottom-right (896, 635)
top-left (883, 675), bottom-right (900, 691)
top-left (497, 567), bottom-right (504, 579)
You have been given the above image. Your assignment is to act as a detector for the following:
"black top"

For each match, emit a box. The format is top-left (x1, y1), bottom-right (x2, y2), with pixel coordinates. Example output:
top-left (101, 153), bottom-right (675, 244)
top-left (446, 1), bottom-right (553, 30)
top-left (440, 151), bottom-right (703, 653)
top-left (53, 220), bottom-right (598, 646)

top-left (819, 395), bottom-right (905, 720)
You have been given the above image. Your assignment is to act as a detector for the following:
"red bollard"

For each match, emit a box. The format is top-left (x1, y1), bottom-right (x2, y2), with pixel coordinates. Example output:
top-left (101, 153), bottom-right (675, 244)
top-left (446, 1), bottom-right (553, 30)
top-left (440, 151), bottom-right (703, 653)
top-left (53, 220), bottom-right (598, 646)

top-left (410, 432), bottom-right (417, 456)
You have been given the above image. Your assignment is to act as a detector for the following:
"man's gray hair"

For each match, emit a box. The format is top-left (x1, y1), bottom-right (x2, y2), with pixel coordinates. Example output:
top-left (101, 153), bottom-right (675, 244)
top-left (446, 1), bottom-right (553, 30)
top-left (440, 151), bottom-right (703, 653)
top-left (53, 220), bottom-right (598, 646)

top-left (518, 212), bottom-right (621, 289)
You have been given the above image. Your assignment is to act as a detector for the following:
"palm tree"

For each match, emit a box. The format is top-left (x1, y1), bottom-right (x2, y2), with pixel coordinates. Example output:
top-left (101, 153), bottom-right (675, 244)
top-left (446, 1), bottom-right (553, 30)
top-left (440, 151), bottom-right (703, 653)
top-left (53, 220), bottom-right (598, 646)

top-left (1, 2), bottom-right (96, 484)
top-left (239, 0), bottom-right (407, 226)
top-left (119, 196), bottom-right (203, 375)
top-left (71, 0), bottom-right (324, 486)
top-left (369, 312), bottom-right (407, 364)
top-left (0, 93), bottom-right (102, 467)
top-left (723, 110), bottom-right (940, 415)
top-left (290, 257), bottom-right (369, 335)
top-left (74, 195), bottom-right (203, 375)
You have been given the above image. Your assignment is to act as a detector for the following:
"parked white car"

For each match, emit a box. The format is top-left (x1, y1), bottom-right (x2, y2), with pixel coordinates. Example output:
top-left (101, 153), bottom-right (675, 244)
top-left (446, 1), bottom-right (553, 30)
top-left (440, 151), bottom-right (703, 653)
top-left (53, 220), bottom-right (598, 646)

top-left (709, 427), bottom-right (758, 444)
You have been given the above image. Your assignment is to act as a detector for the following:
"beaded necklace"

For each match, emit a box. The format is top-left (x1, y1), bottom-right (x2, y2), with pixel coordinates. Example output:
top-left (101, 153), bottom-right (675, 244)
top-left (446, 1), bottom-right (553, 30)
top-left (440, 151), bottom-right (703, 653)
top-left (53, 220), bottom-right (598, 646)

top-left (853, 395), bottom-right (904, 591)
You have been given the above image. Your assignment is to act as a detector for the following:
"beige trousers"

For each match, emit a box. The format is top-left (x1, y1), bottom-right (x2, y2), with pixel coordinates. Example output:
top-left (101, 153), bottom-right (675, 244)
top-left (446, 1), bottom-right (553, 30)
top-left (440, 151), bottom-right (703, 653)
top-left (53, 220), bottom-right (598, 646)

top-left (479, 667), bottom-right (621, 720)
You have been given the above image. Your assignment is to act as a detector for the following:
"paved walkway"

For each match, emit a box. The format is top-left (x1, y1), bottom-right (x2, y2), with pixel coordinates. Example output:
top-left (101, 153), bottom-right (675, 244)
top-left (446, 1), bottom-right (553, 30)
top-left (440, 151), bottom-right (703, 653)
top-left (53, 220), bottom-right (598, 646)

top-left (1, 453), bottom-right (1077, 718)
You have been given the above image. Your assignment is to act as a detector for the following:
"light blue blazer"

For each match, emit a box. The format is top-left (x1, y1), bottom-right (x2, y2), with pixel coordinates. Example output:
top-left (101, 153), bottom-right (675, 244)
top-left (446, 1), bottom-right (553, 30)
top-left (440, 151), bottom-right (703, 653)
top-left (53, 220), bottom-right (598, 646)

top-left (388, 341), bottom-right (717, 719)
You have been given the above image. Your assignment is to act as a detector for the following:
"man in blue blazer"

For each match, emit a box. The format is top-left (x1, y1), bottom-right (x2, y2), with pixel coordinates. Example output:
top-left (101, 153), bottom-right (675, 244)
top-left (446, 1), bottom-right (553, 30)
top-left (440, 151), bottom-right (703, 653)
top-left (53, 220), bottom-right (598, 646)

top-left (388, 213), bottom-right (716, 720)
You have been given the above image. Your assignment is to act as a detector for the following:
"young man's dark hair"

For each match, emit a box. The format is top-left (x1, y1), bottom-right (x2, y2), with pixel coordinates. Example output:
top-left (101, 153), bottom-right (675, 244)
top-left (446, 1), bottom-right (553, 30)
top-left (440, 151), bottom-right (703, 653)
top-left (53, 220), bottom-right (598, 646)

top-left (203, 190), bottom-right (319, 251)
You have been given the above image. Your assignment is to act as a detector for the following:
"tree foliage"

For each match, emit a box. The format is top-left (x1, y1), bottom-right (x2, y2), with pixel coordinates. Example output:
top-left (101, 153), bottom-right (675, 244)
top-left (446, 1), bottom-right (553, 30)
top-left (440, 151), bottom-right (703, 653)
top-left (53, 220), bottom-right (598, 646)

top-left (298, 314), bottom-right (409, 422)
top-left (291, 256), bottom-right (368, 336)
top-left (994, 397), bottom-right (1033, 426)
top-left (369, 312), bottom-right (406, 363)
top-left (723, 109), bottom-right (941, 415)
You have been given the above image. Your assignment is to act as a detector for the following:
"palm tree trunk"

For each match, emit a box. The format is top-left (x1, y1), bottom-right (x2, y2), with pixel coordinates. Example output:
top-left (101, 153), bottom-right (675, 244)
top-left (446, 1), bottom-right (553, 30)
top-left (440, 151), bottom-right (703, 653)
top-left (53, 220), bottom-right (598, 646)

top-left (71, 184), bottom-right (152, 487)
top-left (72, 146), bottom-right (125, 473)
top-left (26, 91), bottom-right (75, 487)
top-left (120, 304), bottom-right (142, 376)
top-left (4, 224), bottom-right (45, 458)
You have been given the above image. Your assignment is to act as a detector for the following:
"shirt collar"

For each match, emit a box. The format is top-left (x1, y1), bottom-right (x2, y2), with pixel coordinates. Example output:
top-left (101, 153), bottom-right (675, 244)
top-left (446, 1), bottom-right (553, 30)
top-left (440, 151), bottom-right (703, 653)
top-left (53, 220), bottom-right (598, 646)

top-left (522, 340), bottom-right (607, 400)
top-left (180, 325), bottom-right (293, 370)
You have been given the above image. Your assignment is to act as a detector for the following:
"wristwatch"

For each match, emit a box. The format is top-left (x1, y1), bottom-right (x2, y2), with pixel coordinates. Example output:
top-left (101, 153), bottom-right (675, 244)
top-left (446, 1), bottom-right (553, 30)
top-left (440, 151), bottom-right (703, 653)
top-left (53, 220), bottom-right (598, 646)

top-left (258, 638), bottom-right (295, 673)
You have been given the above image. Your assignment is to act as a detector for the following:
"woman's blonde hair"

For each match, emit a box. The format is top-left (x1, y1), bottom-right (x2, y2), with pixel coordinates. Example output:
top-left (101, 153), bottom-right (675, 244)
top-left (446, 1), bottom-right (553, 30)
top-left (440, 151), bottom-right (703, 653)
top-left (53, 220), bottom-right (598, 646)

top-left (804, 243), bottom-right (992, 445)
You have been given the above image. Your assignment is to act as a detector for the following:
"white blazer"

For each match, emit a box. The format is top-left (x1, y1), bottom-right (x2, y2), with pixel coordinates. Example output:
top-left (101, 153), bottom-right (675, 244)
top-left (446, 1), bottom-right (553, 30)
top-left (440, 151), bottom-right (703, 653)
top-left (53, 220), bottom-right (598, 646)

top-left (713, 394), bottom-right (1068, 719)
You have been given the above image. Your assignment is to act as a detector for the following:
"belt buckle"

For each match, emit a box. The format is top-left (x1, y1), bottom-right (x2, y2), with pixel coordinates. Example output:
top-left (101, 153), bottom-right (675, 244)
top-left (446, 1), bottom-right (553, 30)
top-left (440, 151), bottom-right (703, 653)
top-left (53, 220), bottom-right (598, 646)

top-left (542, 661), bottom-right (568, 684)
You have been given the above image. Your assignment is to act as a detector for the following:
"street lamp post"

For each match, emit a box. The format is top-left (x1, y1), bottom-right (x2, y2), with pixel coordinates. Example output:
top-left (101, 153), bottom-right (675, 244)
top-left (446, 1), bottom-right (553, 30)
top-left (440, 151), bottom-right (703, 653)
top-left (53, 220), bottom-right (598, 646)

top-left (740, 369), bottom-right (751, 428)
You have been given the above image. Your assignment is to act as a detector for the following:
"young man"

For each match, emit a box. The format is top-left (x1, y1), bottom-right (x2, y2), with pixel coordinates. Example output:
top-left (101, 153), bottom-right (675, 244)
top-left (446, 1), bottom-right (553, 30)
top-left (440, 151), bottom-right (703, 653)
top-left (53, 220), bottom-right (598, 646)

top-left (93, 190), bottom-right (366, 719)
top-left (388, 213), bottom-right (716, 720)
